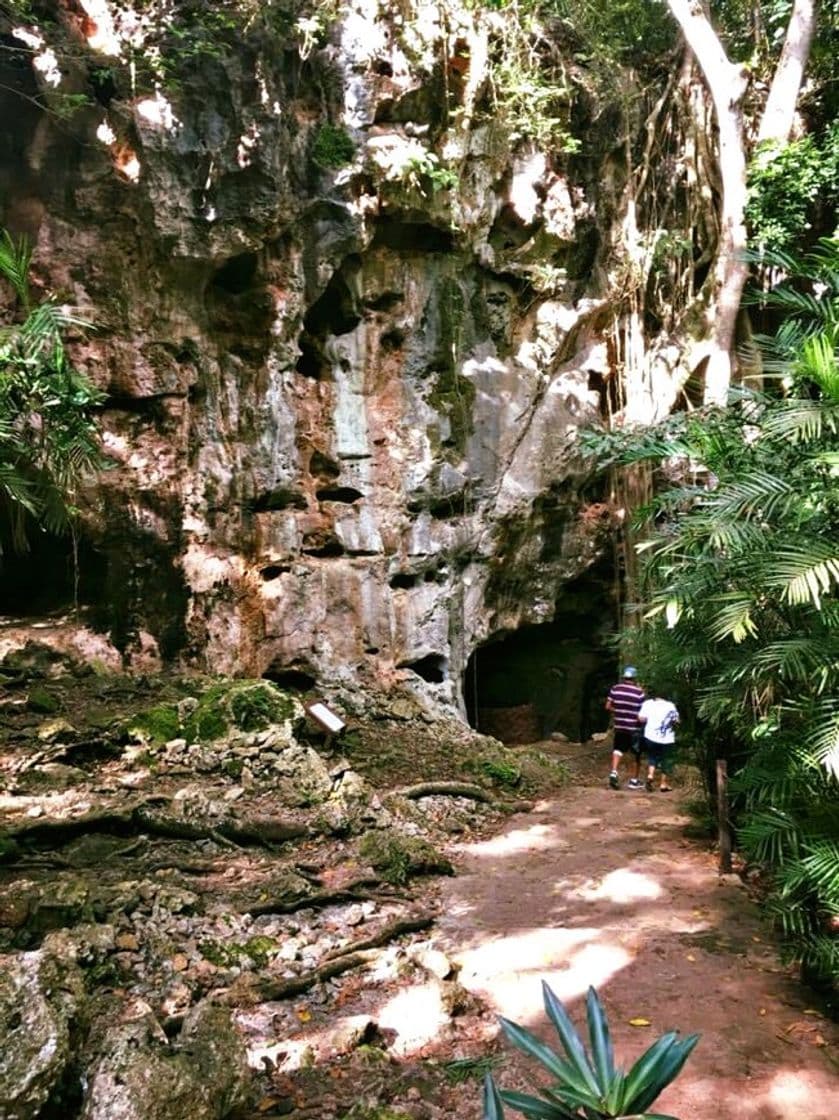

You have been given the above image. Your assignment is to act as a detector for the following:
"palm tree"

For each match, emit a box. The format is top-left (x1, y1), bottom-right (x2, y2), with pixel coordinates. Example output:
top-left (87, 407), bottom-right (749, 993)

top-left (0, 228), bottom-right (104, 554)
top-left (584, 239), bottom-right (839, 981)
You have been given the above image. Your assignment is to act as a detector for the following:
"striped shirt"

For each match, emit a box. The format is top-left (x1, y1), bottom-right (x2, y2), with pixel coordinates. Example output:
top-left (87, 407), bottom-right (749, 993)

top-left (607, 682), bottom-right (645, 731)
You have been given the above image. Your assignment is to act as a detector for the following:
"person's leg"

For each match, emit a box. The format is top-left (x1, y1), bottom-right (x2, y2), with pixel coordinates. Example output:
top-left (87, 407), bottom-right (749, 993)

top-left (628, 730), bottom-right (642, 784)
top-left (659, 746), bottom-right (674, 790)
top-left (645, 739), bottom-right (660, 791)
top-left (609, 730), bottom-right (629, 788)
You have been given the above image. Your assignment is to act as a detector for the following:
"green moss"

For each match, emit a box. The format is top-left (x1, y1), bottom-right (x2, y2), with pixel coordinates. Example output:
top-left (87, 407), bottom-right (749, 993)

top-left (200, 935), bottom-right (277, 968)
top-left (222, 757), bottom-right (244, 778)
top-left (182, 679), bottom-right (295, 742)
top-left (230, 683), bottom-right (289, 730)
top-left (312, 123), bottom-right (356, 170)
top-left (358, 830), bottom-right (452, 886)
top-left (127, 703), bottom-right (181, 745)
top-left (473, 757), bottom-right (522, 789)
top-left (27, 686), bottom-right (60, 714)
top-left (426, 277), bottom-right (476, 459)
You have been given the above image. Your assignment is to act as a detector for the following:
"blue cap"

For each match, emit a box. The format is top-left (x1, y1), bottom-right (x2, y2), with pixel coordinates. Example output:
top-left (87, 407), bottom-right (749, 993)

top-left (623, 666), bottom-right (638, 678)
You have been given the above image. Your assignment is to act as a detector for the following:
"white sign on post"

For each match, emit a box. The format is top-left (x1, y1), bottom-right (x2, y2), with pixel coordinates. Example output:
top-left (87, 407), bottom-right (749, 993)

top-left (306, 702), bottom-right (346, 735)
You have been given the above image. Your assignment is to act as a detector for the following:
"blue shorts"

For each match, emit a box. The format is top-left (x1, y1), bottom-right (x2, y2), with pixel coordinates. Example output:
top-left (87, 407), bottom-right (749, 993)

top-left (644, 739), bottom-right (674, 770)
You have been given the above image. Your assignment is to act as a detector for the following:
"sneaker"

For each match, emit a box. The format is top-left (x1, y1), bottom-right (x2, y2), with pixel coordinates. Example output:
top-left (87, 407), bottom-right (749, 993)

top-left (608, 771), bottom-right (619, 789)
top-left (627, 778), bottom-right (643, 789)
top-left (645, 779), bottom-right (654, 792)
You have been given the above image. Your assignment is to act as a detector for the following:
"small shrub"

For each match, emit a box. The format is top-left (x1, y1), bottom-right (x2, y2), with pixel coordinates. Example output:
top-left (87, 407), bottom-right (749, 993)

top-left (484, 982), bottom-right (698, 1119)
top-left (477, 758), bottom-right (522, 789)
top-left (312, 123), bottom-right (356, 169)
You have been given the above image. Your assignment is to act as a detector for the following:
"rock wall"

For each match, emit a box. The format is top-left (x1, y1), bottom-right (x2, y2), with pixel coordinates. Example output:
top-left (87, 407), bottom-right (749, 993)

top-left (1, 1), bottom-right (622, 707)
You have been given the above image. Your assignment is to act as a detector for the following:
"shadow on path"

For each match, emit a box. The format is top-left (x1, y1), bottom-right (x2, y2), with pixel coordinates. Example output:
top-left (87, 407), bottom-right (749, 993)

top-left (435, 785), bottom-right (838, 1120)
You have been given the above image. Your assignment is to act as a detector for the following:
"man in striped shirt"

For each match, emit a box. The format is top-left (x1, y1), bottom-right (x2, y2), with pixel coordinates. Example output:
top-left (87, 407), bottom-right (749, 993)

top-left (605, 667), bottom-right (645, 790)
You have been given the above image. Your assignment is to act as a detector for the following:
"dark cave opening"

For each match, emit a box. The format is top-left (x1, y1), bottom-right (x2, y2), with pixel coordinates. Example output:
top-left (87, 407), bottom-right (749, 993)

top-left (0, 523), bottom-right (107, 618)
top-left (398, 653), bottom-right (447, 684)
top-left (262, 664), bottom-right (317, 693)
top-left (464, 566), bottom-right (618, 744)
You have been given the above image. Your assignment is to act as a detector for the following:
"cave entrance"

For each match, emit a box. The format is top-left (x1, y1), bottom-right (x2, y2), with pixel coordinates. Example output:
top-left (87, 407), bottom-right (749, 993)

top-left (0, 521), bottom-right (107, 618)
top-left (464, 567), bottom-right (618, 744)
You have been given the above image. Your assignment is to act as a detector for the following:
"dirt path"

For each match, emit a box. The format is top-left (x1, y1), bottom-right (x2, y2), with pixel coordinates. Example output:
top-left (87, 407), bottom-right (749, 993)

top-left (435, 777), bottom-right (838, 1120)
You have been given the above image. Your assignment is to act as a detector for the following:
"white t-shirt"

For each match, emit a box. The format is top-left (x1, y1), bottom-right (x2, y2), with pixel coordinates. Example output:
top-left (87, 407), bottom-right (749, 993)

top-left (638, 698), bottom-right (679, 744)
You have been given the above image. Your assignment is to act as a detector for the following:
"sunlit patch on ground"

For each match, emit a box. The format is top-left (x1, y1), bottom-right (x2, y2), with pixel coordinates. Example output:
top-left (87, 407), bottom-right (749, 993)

top-left (450, 822), bottom-right (563, 858)
top-left (573, 867), bottom-right (664, 904)
top-left (453, 927), bottom-right (632, 1022)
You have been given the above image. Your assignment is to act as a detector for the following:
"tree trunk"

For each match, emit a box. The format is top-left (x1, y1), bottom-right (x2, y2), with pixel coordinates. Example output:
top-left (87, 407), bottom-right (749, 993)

top-left (666, 0), bottom-right (749, 406)
top-left (667, 0), bottom-right (818, 405)
top-left (758, 0), bottom-right (818, 144)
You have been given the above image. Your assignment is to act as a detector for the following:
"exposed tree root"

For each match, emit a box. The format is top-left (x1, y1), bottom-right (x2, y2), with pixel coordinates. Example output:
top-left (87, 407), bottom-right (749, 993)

top-left (2, 800), bottom-right (307, 856)
top-left (321, 913), bottom-right (435, 961)
top-left (396, 781), bottom-right (493, 802)
top-left (243, 875), bottom-right (384, 918)
top-left (253, 912), bottom-right (435, 1001)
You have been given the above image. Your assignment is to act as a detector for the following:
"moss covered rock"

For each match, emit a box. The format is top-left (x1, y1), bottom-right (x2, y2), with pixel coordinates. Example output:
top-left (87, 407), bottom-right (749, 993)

top-left (127, 679), bottom-right (303, 747)
top-left (182, 680), bottom-right (301, 743)
top-left (357, 830), bottom-right (452, 885)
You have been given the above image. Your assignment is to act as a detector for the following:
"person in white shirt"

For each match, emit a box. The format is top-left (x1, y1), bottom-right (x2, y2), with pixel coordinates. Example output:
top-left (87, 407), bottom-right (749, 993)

top-left (637, 688), bottom-right (679, 792)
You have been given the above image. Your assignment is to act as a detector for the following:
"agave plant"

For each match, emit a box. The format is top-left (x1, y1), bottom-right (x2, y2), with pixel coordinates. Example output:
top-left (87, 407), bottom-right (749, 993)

top-left (483, 982), bottom-right (699, 1120)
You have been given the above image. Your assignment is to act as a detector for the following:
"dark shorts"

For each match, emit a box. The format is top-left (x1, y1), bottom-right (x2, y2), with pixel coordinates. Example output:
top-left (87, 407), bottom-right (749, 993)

top-left (645, 739), bottom-right (674, 770)
top-left (614, 728), bottom-right (641, 757)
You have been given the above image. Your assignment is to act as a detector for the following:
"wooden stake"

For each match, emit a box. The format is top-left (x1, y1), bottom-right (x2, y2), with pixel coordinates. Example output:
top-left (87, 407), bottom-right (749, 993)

top-left (716, 758), bottom-right (733, 873)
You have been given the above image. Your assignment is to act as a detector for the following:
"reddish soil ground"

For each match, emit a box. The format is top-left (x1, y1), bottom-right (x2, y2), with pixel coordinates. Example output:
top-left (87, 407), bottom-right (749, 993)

top-left (432, 742), bottom-right (839, 1119)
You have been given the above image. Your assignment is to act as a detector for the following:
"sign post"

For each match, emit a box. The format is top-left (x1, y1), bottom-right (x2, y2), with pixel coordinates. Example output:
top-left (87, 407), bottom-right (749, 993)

top-left (305, 701), bottom-right (347, 750)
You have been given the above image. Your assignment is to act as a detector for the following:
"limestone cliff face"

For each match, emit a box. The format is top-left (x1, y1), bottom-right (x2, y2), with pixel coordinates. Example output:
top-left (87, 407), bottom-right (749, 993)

top-left (1, 1), bottom-right (620, 706)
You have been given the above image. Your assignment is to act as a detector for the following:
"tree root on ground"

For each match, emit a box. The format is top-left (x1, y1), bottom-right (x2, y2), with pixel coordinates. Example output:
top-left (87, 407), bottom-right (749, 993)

top-left (242, 875), bottom-right (384, 917)
top-left (2, 800), bottom-right (307, 856)
top-left (395, 781), bottom-right (493, 802)
top-left (251, 912), bottom-right (435, 1001)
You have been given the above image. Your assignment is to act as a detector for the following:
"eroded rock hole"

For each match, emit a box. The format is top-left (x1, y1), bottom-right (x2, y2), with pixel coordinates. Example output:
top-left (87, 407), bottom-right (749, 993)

top-left (296, 259), bottom-right (362, 378)
top-left (371, 218), bottom-right (454, 253)
top-left (210, 252), bottom-right (258, 295)
top-left (309, 450), bottom-right (340, 480)
top-left (389, 572), bottom-right (417, 590)
top-left (380, 327), bottom-right (405, 352)
top-left (260, 565), bottom-right (290, 581)
top-left (464, 566), bottom-right (618, 744)
top-left (398, 654), bottom-right (447, 684)
top-left (301, 536), bottom-right (345, 558)
top-left (316, 486), bottom-right (363, 504)
top-left (251, 488), bottom-right (308, 512)
top-left (262, 665), bottom-right (317, 692)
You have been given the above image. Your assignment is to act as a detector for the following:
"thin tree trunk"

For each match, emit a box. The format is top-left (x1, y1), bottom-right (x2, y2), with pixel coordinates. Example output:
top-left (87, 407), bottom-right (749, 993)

top-left (758, 0), bottom-right (818, 144)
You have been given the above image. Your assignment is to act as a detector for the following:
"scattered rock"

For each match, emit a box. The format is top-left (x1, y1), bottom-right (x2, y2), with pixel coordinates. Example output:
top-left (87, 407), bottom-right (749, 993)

top-left (409, 947), bottom-right (454, 981)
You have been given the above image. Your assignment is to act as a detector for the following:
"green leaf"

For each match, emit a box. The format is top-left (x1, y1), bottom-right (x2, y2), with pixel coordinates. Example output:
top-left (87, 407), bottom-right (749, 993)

top-left (483, 1073), bottom-right (507, 1120)
top-left (622, 1033), bottom-right (680, 1108)
top-left (498, 1089), bottom-right (577, 1120)
top-left (585, 986), bottom-right (615, 1088)
top-left (630, 1036), bottom-right (701, 1114)
top-left (541, 982), bottom-right (600, 1096)
top-left (498, 1017), bottom-right (593, 1098)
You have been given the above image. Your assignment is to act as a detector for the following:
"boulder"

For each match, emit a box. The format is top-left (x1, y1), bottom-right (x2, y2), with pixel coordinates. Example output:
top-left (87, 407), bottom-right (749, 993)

top-left (0, 949), bottom-right (84, 1120)
top-left (80, 998), bottom-right (251, 1120)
